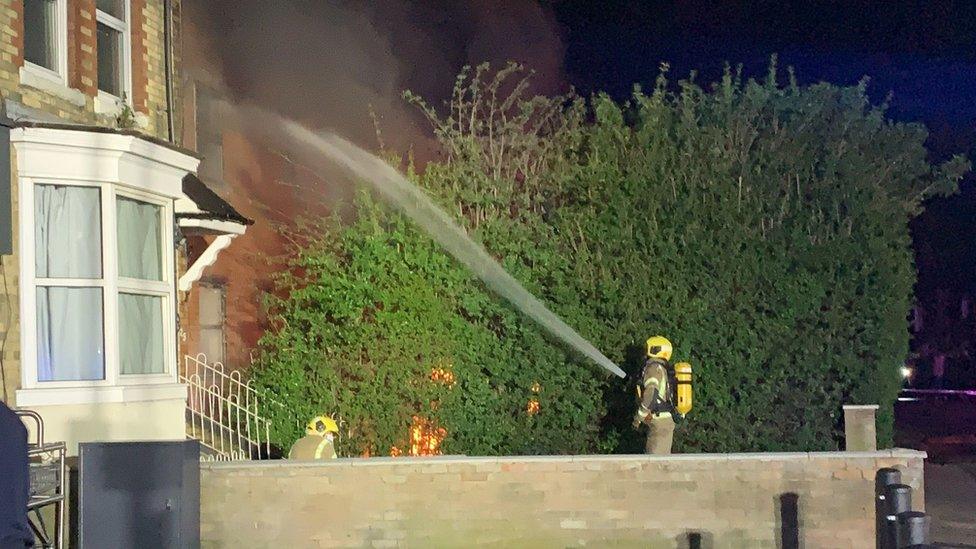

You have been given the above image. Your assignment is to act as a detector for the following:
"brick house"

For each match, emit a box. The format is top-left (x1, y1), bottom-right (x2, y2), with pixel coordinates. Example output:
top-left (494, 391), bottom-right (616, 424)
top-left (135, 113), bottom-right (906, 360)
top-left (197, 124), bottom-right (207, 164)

top-left (1, 0), bottom-right (248, 454)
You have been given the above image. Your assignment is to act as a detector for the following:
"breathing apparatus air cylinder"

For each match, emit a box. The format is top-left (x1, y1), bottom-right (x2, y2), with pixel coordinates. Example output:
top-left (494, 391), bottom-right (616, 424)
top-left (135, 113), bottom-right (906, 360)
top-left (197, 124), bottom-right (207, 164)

top-left (674, 362), bottom-right (693, 417)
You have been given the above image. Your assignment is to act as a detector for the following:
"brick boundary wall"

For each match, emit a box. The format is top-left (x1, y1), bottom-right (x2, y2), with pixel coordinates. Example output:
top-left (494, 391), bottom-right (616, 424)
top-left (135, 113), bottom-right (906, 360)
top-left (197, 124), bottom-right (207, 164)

top-left (200, 450), bottom-right (925, 548)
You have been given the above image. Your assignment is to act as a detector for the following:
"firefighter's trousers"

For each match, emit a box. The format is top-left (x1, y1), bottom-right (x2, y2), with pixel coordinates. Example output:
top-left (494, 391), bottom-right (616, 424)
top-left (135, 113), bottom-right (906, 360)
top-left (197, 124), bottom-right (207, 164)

top-left (644, 414), bottom-right (675, 455)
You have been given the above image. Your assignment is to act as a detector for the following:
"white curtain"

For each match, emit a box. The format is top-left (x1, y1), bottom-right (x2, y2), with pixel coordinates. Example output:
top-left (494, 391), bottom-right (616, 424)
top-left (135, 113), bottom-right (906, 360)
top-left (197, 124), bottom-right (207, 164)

top-left (116, 197), bottom-right (165, 374)
top-left (36, 287), bottom-right (104, 381)
top-left (34, 185), bottom-right (104, 382)
top-left (116, 197), bottom-right (162, 280)
top-left (118, 294), bottom-right (164, 374)
top-left (35, 185), bottom-right (101, 278)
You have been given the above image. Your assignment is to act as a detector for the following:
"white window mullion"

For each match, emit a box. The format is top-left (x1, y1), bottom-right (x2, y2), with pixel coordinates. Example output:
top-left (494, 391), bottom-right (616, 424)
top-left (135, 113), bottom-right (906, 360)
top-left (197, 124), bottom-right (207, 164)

top-left (19, 177), bottom-right (38, 389)
top-left (103, 184), bottom-right (121, 387)
top-left (56, 0), bottom-right (68, 79)
top-left (164, 200), bottom-right (177, 377)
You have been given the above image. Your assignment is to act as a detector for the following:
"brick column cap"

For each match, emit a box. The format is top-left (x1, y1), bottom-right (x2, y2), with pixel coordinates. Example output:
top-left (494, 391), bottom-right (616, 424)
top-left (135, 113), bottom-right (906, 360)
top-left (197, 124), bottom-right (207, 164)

top-left (843, 404), bottom-right (880, 410)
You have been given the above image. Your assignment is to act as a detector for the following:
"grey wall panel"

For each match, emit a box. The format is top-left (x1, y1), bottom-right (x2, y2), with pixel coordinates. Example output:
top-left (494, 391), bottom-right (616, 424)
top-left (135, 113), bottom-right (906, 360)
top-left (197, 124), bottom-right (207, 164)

top-left (79, 440), bottom-right (200, 549)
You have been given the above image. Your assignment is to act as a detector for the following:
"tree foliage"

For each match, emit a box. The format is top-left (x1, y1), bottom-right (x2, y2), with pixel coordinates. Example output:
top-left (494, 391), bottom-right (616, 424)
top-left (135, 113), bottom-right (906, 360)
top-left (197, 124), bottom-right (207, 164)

top-left (253, 62), bottom-right (969, 456)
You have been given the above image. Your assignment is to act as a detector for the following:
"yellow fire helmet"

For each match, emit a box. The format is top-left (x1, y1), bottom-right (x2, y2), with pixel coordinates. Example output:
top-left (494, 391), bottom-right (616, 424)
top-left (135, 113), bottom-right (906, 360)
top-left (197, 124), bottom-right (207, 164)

top-left (306, 415), bottom-right (339, 436)
top-left (646, 336), bottom-right (673, 361)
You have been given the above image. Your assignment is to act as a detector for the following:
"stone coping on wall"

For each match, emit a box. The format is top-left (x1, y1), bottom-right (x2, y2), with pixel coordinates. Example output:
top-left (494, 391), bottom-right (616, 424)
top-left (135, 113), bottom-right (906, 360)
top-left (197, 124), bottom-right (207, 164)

top-left (201, 448), bottom-right (926, 469)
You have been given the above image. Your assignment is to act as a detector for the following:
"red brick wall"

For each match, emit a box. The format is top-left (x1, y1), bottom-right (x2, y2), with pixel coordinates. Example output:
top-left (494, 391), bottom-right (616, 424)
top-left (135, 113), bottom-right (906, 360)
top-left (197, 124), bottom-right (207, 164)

top-left (177, 126), bottom-right (342, 371)
top-left (68, 0), bottom-right (98, 96)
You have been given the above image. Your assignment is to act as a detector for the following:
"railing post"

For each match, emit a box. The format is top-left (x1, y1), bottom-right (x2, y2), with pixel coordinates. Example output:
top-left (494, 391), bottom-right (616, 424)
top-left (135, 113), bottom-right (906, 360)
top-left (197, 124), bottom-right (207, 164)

top-left (895, 511), bottom-right (930, 548)
top-left (885, 484), bottom-right (912, 549)
top-left (876, 468), bottom-right (901, 549)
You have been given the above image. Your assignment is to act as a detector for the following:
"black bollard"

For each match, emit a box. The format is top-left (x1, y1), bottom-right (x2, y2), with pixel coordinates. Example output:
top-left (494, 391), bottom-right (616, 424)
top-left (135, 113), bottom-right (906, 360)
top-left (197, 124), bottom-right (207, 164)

top-left (885, 484), bottom-right (913, 549)
top-left (895, 511), bottom-right (929, 548)
top-left (876, 468), bottom-right (902, 549)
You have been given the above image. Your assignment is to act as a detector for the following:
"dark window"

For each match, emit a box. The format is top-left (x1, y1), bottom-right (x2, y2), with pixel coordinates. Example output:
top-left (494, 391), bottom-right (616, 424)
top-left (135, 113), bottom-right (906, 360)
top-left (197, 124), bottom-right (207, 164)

top-left (96, 22), bottom-right (123, 96)
top-left (24, 0), bottom-right (58, 71)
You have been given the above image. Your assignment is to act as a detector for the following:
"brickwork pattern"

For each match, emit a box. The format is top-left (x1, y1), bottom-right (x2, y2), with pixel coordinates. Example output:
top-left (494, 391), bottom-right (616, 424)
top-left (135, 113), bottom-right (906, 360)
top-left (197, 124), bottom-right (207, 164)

top-left (200, 451), bottom-right (925, 548)
top-left (0, 0), bottom-right (174, 134)
top-left (69, 0), bottom-right (97, 97)
top-left (138, 0), bottom-right (172, 135)
top-left (8, 0), bottom-right (22, 68)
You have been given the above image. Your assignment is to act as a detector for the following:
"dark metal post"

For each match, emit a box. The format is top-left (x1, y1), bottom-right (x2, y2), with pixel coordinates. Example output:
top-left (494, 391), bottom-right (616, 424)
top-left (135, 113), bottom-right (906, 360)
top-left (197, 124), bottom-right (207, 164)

top-left (876, 468), bottom-right (902, 549)
top-left (895, 511), bottom-right (929, 548)
top-left (885, 484), bottom-right (912, 549)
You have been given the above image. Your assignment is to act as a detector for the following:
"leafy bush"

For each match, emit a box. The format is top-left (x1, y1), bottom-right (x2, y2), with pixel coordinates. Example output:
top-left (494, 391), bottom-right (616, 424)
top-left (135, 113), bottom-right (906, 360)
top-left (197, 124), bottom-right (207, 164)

top-left (254, 62), bottom-right (968, 455)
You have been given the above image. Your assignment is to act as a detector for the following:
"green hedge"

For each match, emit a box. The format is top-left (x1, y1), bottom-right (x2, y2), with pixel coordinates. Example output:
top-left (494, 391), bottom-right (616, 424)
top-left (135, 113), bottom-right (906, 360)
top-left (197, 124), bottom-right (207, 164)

top-left (253, 63), bottom-right (968, 455)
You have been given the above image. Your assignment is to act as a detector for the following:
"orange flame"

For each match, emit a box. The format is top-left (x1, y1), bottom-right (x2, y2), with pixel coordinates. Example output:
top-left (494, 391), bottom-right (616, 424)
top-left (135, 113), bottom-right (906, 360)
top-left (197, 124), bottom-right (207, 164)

top-left (527, 398), bottom-right (540, 415)
top-left (409, 415), bottom-right (447, 456)
top-left (430, 366), bottom-right (456, 387)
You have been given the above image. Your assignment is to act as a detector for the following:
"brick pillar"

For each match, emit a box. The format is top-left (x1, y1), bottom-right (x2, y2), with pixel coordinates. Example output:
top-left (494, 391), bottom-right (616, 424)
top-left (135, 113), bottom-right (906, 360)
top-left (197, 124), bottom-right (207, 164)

top-left (843, 404), bottom-right (879, 451)
top-left (69, 0), bottom-right (98, 96)
top-left (130, 0), bottom-right (149, 112)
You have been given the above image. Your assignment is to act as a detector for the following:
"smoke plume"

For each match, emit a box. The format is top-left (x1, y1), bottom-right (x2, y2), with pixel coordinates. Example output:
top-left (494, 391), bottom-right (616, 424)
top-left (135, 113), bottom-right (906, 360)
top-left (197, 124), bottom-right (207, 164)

top-left (184, 0), bottom-right (567, 157)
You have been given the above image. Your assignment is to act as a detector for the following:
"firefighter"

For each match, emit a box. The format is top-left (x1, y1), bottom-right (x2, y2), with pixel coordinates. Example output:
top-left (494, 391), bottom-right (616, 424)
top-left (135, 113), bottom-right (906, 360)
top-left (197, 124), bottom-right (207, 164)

top-left (288, 415), bottom-right (339, 460)
top-left (633, 335), bottom-right (676, 455)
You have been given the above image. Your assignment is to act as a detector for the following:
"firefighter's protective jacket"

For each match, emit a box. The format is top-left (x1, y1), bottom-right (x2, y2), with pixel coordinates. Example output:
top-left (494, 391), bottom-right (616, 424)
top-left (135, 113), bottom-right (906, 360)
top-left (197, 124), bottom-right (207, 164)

top-left (638, 357), bottom-right (671, 420)
top-left (288, 434), bottom-right (337, 460)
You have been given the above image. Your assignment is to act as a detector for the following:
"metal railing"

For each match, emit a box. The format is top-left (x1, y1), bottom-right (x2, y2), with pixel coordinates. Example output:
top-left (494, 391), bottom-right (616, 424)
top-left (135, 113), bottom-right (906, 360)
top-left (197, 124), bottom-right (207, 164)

top-left (180, 353), bottom-right (275, 461)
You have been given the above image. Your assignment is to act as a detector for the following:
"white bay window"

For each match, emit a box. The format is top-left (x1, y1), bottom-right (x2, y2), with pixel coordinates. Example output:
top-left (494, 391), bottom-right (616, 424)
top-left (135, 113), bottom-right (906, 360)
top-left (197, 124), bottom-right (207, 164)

top-left (14, 126), bottom-right (199, 406)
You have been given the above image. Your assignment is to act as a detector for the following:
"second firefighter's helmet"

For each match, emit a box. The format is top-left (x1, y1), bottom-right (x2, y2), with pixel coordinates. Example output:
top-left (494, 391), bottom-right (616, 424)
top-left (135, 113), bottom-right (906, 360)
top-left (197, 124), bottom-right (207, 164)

top-left (306, 415), bottom-right (339, 436)
top-left (646, 336), bottom-right (673, 361)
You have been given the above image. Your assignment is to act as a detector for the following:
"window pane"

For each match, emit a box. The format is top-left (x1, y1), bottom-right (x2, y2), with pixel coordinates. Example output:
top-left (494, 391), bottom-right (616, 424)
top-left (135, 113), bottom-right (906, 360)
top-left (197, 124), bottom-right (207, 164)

top-left (200, 327), bottom-right (224, 366)
top-left (97, 22), bottom-right (123, 96)
top-left (117, 197), bottom-right (163, 280)
top-left (36, 287), bottom-right (104, 381)
top-left (119, 293), bottom-right (165, 374)
top-left (96, 0), bottom-right (126, 20)
top-left (24, 0), bottom-right (57, 70)
top-left (199, 285), bottom-right (225, 365)
top-left (198, 286), bottom-right (224, 326)
top-left (35, 185), bottom-right (102, 279)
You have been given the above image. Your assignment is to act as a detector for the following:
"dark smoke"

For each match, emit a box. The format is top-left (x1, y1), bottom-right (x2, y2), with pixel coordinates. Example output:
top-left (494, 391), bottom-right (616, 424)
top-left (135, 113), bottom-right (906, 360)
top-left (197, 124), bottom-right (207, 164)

top-left (184, 0), bottom-right (568, 158)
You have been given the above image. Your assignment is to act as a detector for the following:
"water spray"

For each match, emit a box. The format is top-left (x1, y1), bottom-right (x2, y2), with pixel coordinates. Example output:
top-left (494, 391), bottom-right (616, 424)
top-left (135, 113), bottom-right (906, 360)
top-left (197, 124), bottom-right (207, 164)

top-left (234, 106), bottom-right (625, 378)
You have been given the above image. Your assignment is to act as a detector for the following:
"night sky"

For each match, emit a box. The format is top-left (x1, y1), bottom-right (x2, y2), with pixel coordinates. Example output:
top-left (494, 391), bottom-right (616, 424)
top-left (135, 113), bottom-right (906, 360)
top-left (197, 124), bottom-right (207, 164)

top-left (550, 0), bottom-right (976, 384)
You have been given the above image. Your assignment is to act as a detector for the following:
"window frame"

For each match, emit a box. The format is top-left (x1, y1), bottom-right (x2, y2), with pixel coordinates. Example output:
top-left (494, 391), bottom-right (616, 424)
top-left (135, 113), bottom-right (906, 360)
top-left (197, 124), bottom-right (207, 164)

top-left (20, 178), bottom-right (177, 391)
top-left (198, 283), bottom-right (227, 367)
top-left (95, 0), bottom-right (132, 105)
top-left (22, 0), bottom-right (69, 85)
top-left (114, 187), bottom-right (175, 381)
